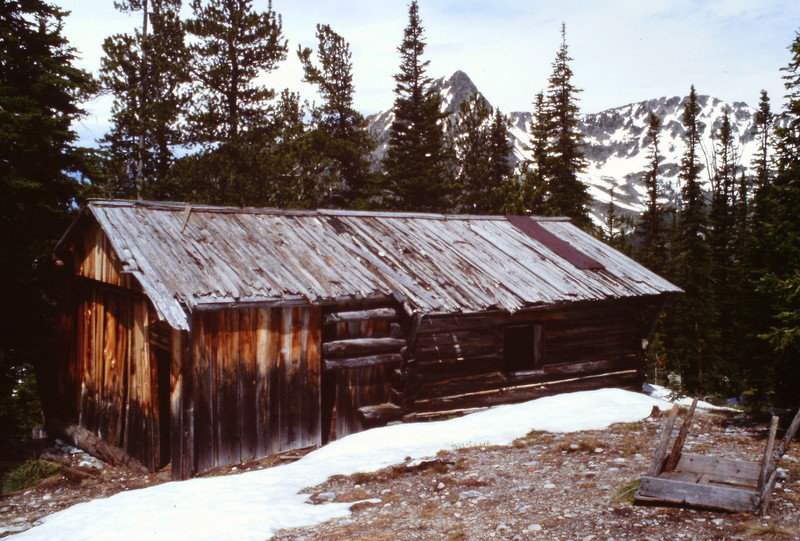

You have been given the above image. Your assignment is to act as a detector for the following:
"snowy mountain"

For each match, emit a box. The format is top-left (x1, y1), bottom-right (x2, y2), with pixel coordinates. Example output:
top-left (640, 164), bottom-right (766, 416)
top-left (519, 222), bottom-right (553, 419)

top-left (367, 71), bottom-right (759, 223)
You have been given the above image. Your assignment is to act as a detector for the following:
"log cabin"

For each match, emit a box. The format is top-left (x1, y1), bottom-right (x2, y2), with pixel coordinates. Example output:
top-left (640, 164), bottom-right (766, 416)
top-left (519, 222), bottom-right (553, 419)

top-left (53, 199), bottom-right (681, 479)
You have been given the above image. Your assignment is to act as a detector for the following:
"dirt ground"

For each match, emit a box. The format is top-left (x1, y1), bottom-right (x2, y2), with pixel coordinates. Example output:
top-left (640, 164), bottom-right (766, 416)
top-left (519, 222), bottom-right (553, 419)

top-left (2, 408), bottom-right (799, 540)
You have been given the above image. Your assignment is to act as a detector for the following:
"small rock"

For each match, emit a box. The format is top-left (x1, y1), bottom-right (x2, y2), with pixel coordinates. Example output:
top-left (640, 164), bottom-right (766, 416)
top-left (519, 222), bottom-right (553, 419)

top-left (496, 523), bottom-right (511, 534)
top-left (543, 483), bottom-right (556, 489)
top-left (712, 518), bottom-right (724, 526)
top-left (315, 492), bottom-right (336, 502)
top-left (459, 490), bottom-right (484, 500)
top-left (528, 524), bottom-right (543, 532)
top-left (436, 482), bottom-right (445, 491)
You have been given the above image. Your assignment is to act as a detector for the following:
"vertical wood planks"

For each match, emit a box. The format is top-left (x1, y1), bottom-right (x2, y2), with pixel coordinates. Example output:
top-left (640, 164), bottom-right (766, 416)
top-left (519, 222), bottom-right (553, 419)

top-left (187, 305), bottom-right (322, 476)
top-left (68, 283), bottom-right (160, 472)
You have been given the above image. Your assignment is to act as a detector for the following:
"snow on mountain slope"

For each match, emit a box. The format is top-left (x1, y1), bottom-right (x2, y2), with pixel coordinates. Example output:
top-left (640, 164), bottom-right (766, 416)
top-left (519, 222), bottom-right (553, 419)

top-left (367, 71), bottom-right (759, 223)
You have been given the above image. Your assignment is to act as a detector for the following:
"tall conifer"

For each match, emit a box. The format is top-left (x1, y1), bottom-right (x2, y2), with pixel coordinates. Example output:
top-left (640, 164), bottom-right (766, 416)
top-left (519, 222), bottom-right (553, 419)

top-left (298, 24), bottom-right (374, 208)
top-left (182, 0), bottom-right (287, 205)
top-left (666, 85), bottom-right (713, 392)
top-left (636, 112), bottom-right (667, 273)
top-left (381, 1), bottom-right (451, 212)
top-left (543, 23), bottom-right (591, 228)
top-left (99, 0), bottom-right (188, 199)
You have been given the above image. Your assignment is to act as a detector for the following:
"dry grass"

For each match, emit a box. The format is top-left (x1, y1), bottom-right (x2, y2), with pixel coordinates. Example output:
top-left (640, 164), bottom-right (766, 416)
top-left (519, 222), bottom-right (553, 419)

top-left (745, 522), bottom-right (800, 540)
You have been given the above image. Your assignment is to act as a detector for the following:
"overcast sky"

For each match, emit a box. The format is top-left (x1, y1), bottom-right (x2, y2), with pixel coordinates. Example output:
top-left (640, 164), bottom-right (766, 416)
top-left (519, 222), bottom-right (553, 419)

top-left (57, 0), bottom-right (799, 144)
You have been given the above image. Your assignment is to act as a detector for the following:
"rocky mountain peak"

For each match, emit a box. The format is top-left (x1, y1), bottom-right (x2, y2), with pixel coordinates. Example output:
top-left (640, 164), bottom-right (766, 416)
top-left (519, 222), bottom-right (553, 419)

top-left (366, 71), bottom-right (759, 224)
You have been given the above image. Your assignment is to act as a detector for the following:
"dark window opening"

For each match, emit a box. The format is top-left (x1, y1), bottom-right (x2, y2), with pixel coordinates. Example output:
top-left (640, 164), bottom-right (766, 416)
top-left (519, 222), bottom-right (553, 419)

top-left (504, 324), bottom-right (543, 372)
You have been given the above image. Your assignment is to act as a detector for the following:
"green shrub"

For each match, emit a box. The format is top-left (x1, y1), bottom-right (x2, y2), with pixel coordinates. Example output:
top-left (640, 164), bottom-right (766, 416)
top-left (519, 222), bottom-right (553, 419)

top-left (2, 460), bottom-right (60, 493)
top-left (612, 478), bottom-right (641, 503)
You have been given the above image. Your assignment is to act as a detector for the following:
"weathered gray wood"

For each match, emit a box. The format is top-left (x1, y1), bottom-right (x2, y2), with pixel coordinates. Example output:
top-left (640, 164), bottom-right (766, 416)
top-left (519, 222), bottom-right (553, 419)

top-left (759, 416), bottom-right (780, 489)
top-left (648, 405), bottom-right (680, 476)
top-left (759, 468), bottom-right (780, 515)
top-left (767, 407), bottom-right (800, 476)
top-left (324, 353), bottom-right (403, 372)
top-left (664, 397), bottom-right (698, 473)
top-left (358, 403), bottom-right (405, 423)
top-left (323, 337), bottom-right (406, 358)
top-left (676, 453), bottom-right (760, 487)
top-left (323, 308), bottom-right (398, 325)
top-left (636, 476), bottom-right (758, 513)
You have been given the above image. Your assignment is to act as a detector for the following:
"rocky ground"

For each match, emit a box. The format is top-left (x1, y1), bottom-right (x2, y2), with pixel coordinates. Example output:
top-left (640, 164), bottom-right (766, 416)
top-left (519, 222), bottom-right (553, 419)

top-left (1, 408), bottom-right (799, 540)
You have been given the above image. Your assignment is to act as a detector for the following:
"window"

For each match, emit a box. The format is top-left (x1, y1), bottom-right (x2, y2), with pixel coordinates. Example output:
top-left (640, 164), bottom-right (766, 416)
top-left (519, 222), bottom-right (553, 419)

top-left (504, 323), bottom-right (543, 372)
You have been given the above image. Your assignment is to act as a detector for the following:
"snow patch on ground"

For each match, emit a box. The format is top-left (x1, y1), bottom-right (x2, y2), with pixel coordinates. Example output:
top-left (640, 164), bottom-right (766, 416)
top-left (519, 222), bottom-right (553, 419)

top-left (643, 382), bottom-right (737, 411)
top-left (11, 388), bottom-right (670, 541)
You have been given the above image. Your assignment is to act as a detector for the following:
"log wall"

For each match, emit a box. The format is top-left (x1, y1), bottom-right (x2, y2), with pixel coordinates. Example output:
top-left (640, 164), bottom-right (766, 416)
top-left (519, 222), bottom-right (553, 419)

top-left (173, 305), bottom-right (322, 478)
top-left (406, 297), bottom-right (661, 414)
top-left (322, 308), bottom-right (401, 440)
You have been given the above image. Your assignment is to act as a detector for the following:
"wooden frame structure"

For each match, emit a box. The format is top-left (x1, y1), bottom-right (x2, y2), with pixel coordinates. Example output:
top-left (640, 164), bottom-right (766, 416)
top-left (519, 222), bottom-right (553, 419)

top-left (636, 399), bottom-right (800, 514)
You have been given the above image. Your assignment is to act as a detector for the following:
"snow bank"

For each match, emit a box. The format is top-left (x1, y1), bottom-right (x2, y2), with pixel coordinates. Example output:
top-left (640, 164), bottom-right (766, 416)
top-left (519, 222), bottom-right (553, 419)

top-left (11, 388), bottom-right (669, 541)
top-left (643, 383), bottom-right (737, 411)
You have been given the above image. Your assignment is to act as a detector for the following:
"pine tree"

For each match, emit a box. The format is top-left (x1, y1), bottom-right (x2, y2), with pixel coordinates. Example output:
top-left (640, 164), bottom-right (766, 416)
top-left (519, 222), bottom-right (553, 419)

top-left (0, 0), bottom-right (95, 432)
top-left (665, 85), bottom-right (713, 393)
top-left (755, 32), bottom-right (800, 406)
top-left (708, 112), bottom-right (737, 274)
top-left (486, 108), bottom-right (516, 213)
top-left (752, 90), bottom-right (772, 189)
top-left (183, 0), bottom-right (288, 205)
top-left (636, 112), bottom-right (667, 273)
top-left (453, 94), bottom-right (491, 212)
top-left (543, 23), bottom-right (591, 228)
top-left (518, 91), bottom-right (549, 215)
top-left (298, 24), bottom-right (374, 208)
top-left (99, 0), bottom-right (189, 199)
top-left (453, 97), bottom-right (514, 214)
top-left (381, 0), bottom-right (452, 212)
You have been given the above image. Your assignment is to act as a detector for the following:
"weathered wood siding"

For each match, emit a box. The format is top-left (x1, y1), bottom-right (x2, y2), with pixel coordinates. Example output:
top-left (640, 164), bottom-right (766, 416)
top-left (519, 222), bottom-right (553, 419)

top-left (61, 281), bottom-right (162, 470)
top-left (175, 306), bottom-right (322, 478)
top-left (74, 221), bottom-right (137, 290)
top-left (408, 297), bottom-right (658, 414)
top-left (322, 310), bottom-right (400, 440)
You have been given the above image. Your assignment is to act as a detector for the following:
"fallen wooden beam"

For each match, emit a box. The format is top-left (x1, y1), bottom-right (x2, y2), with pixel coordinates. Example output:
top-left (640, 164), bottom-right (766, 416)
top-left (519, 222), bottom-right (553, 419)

top-left (45, 419), bottom-right (149, 474)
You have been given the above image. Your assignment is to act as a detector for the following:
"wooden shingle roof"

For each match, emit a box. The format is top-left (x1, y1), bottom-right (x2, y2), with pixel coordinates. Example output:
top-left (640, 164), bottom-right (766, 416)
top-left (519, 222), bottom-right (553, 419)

top-left (58, 200), bottom-right (681, 330)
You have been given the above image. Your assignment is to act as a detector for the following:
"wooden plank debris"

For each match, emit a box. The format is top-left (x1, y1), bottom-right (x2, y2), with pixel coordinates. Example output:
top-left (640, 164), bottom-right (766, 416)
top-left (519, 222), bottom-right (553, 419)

top-left (637, 403), bottom-right (800, 515)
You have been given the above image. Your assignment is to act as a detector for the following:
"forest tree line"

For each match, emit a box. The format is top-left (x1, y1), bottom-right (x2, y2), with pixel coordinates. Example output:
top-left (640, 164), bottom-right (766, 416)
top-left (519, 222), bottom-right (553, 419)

top-left (2, 0), bottom-right (800, 445)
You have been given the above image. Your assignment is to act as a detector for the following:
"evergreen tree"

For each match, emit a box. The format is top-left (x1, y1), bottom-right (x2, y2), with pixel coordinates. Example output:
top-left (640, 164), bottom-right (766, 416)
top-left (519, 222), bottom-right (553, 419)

top-left (542, 23), bottom-right (591, 228)
top-left (518, 91), bottom-right (549, 214)
top-left (453, 94), bottom-right (491, 212)
top-left (99, 0), bottom-right (189, 199)
top-left (453, 97), bottom-right (515, 214)
top-left (636, 112), bottom-right (668, 273)
top-left (755, 31), bottom-right (800, 406)
top-left (752, 90), bottom-right (773, 189)
top-left (381, 0), bottom-right (452, 212)
top-left (0, 0), bottom-right (95, 434)
top-left (182, 0), bottom-right (288, 205)
top-left (486, 108), bottom-right (516, 213)
top-left (298, 24), bottom-right (374, 208)
top-left (665, 86), bottom-right (713, 393)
